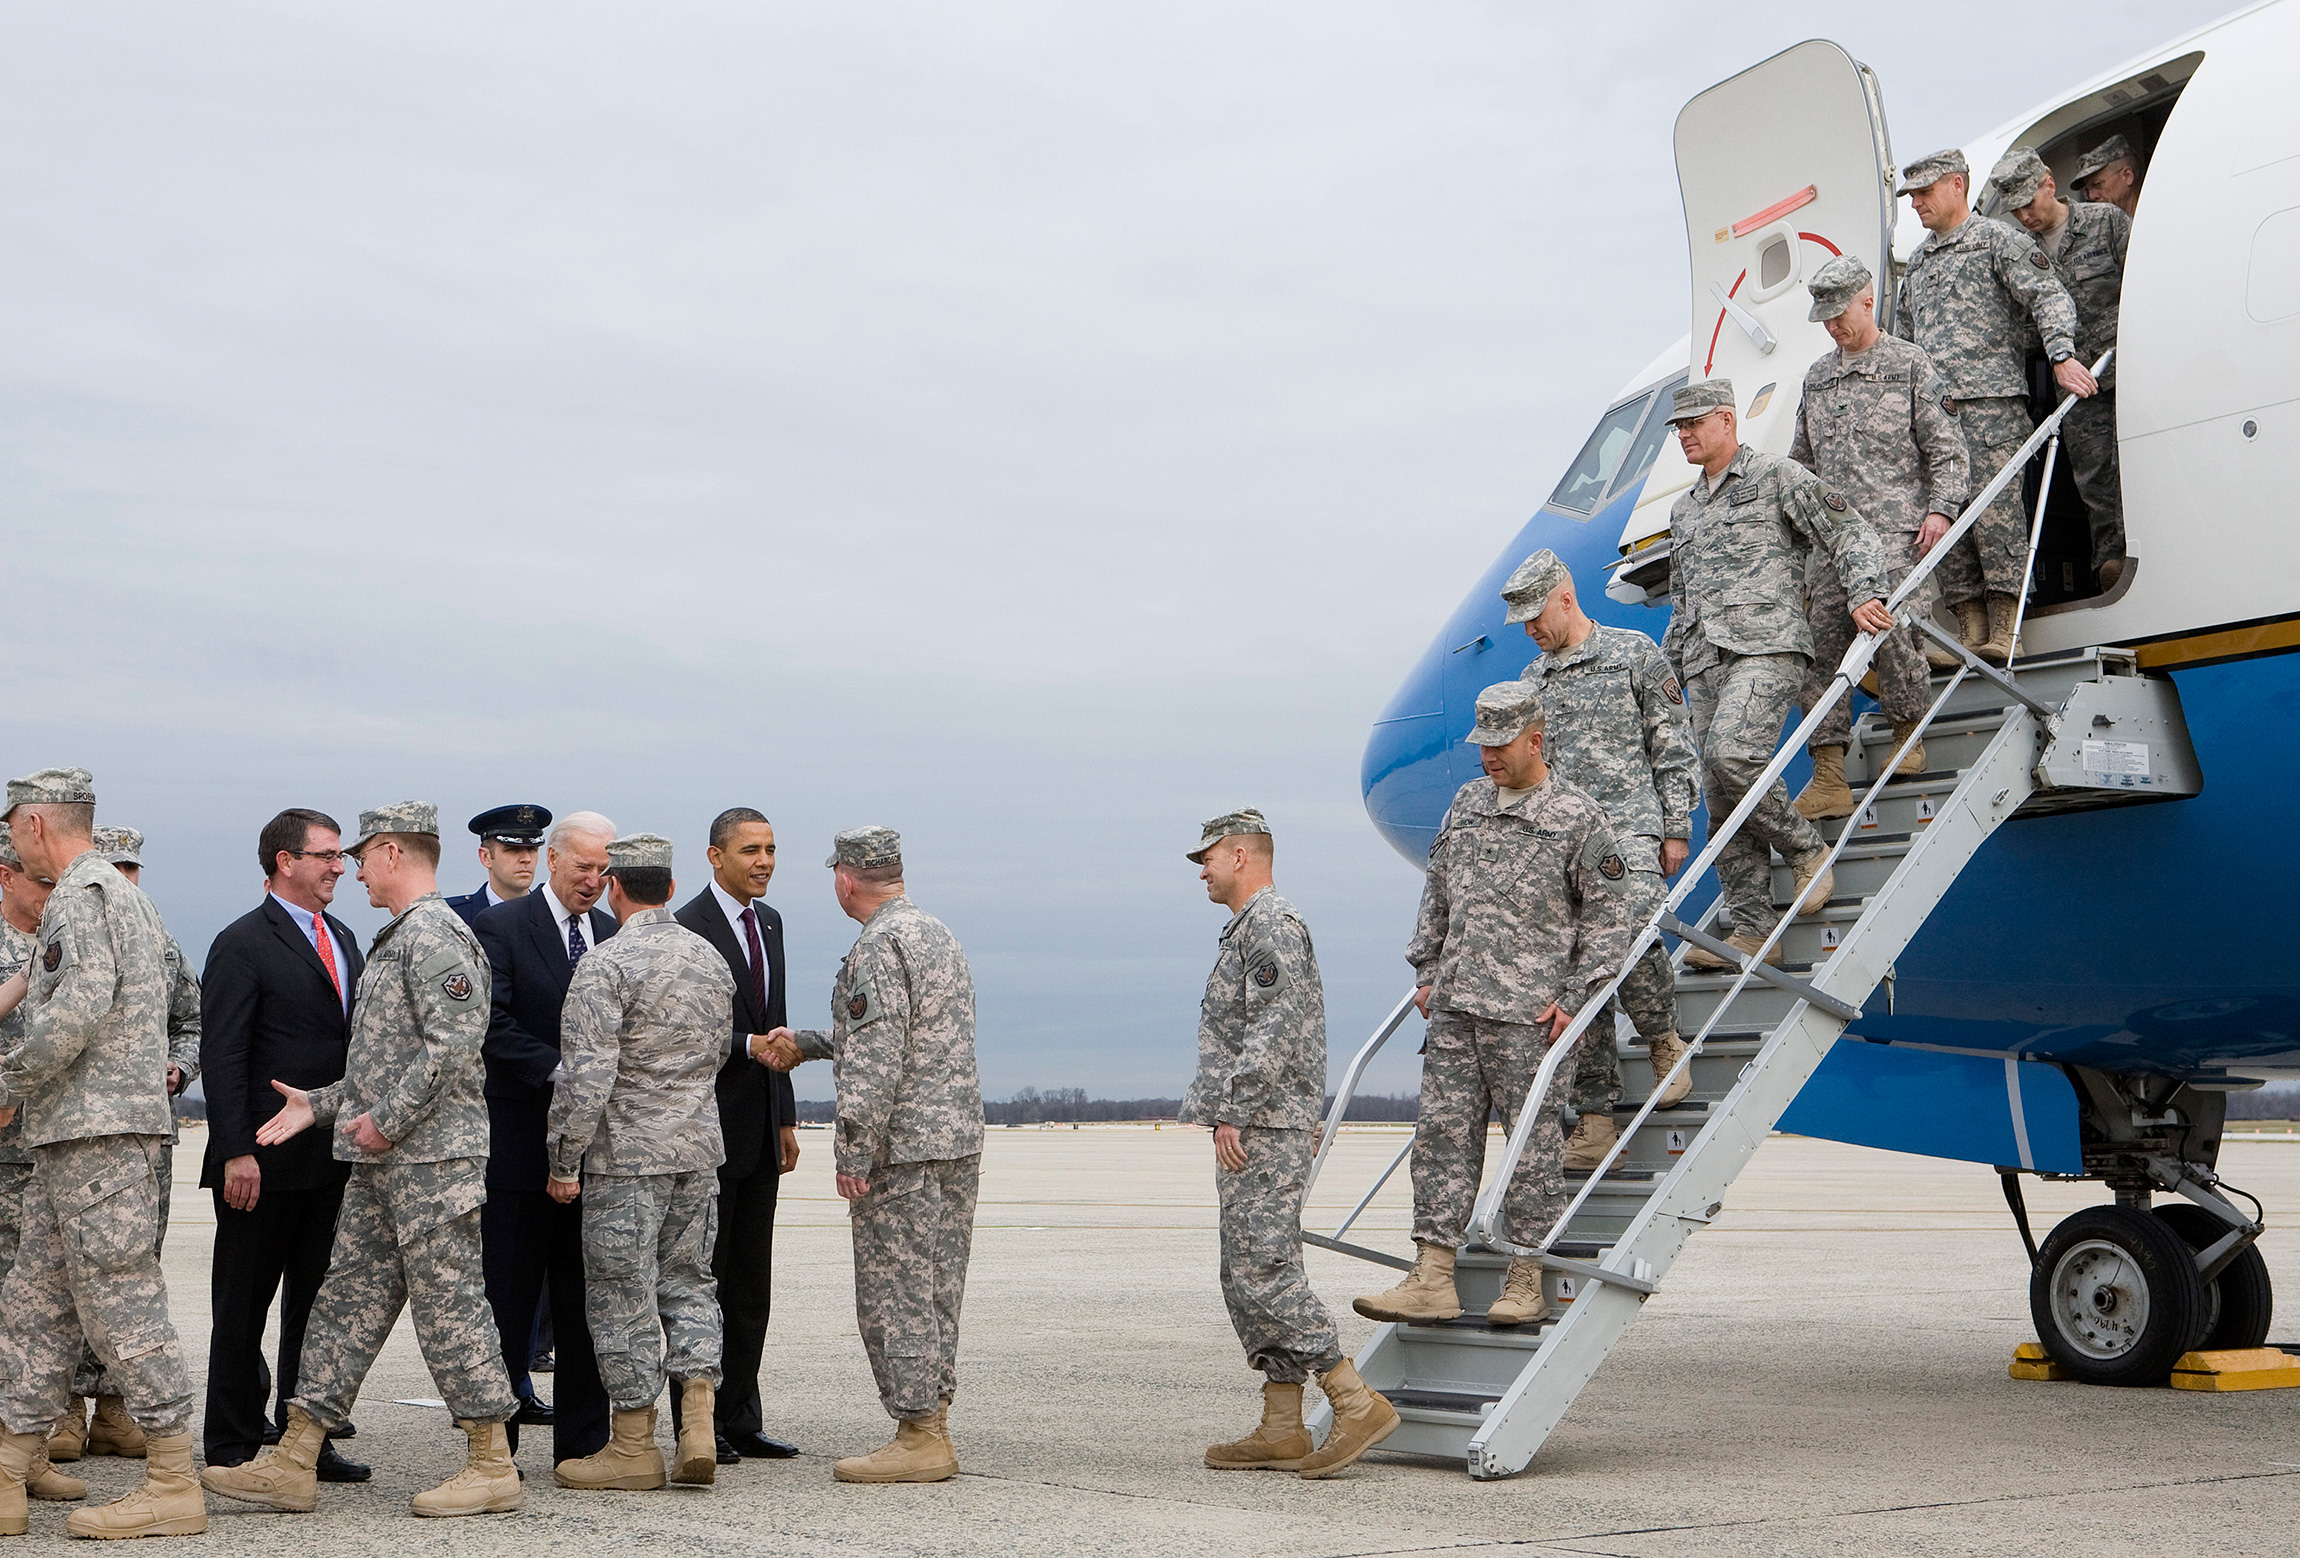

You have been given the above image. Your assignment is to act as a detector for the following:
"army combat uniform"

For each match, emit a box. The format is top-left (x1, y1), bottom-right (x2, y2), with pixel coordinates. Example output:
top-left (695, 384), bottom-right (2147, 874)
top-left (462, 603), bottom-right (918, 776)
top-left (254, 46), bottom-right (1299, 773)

top-left (794, 833), bottom-right (983, 1436)
top-left (0, 915), bottom-right (36, 1278)
top-left (1178, 867), bottom-right (1339, 1387)
top-left (1506, 556), bottom-right (1699, 1121)
top-left (1789, 263), bottom-right (1970, 751)
top-left (1661, 384), bottom-right (1887, 944)
top-left (1892, 152), bottom-right (2079, 607)
top-left (1402, 733), bottom-right (1632, 1252)
top-left (548, 897), bottom-right (733, 1416)
top-left (288, 887), bottom-right (513, 1433)
top-left (1991, 147), bottom-right (2131, 578)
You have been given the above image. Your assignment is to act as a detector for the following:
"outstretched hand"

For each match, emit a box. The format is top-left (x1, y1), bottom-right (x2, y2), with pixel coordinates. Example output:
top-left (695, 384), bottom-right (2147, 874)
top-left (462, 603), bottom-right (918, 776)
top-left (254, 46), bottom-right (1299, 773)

top-left (756, 1028), bottom-right (804, 1072)
top-left (256, 1080), bottom-right (314, 1146)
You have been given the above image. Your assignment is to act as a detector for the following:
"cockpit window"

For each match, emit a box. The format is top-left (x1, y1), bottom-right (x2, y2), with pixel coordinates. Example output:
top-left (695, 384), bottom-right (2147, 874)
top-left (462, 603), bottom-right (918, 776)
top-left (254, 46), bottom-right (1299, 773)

top-left (1610, 378), bottom-right (1686, 501)
top-left (1545, 392), bottom-right (1655, 515)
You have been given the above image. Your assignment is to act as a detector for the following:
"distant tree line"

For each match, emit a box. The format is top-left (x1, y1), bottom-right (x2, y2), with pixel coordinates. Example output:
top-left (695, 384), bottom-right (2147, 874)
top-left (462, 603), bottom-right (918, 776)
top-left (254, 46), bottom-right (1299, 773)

top-left (2225, 1085), bottom-right (2300, 1120)
top-left (791, 1088), bottom-right (1422, 1126)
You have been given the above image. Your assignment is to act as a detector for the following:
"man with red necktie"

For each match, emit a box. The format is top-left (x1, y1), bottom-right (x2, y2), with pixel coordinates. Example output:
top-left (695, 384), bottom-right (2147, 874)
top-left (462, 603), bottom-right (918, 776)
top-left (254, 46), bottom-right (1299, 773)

top-left (196, 809), bottom-right (369, 1481)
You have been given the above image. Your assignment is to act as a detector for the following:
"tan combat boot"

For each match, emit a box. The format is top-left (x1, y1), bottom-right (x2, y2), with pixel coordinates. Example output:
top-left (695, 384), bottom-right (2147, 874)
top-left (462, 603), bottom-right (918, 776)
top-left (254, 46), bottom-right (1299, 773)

top-left (46, 1400), bottom-right (88, 1464)
top-left (65, 1431), bottom-right (206, 1538)
top-left (1203, 1381), bottom-right (1310, 1470)
top-left (0, 1429), bottom-right (43, 1537)
top-left (411, 1419), bottom-right (523, 1518)
top-left (1977, 593), bottom-right (2021, 666)
top-left (1890, 720), bottom-right (1928, 777)
top-left (1791, 849), bottom-right (1835, 916)
top-left (832, 1411), bottom-right (958, 1484)
top-left (86, 1397), bottom-right (145, 1459)
top-left (1562, 1110), bottom-right (1618, 1172)
top-left (672, 1379), bottom-right (717, 1486)
top-left (1296, 1360), bottom-right (1398, 1479)
top-left (1923, 625), bottom-right (1960, 670)
top-left (1647, 1031), bottom-right (1693, 1108)
top-left (1954, 599), bottom-right (1989, 651)
top-left (555, 1406), bottom-right (666, 1491)
top-left (1793, 745), bottom-right (1855, 821)
top-left (1486, 1259), bottom-right (1549, 1327)
top-left (200, 1405), bottom-right (325, 1513)
top-left (27, 1451), bottom-right (85, 1503)
top-left (1351, 1242), bottom-right (1461, 1324)
top-left (1684, 931), bottom-right (1783, 972)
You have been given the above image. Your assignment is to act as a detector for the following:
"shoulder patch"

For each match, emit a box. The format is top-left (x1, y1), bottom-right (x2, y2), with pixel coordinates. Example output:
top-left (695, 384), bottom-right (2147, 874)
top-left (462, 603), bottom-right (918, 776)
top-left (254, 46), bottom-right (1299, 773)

top-left (1662, 675), bottom-right (1682, 706)
top-left (441, 971), bottom-right (474, 1004)
top-left (1823, 490), bottom-right (1847, 512)
top-left (846, 990), bottom-right (870, 1020)
top-left (845, 974), bottom-right (880, 1025)
top-left (43, 940), bottom-right (62, 973)
top-left (1942, 396), bottom-right (1960, 417)
top-left (2030, 250), bottom-right (2052, 269)
top-left (1599, 852), bottom-right (1626, 881)
top-left (1250, 959), bottom-right (1281, 991)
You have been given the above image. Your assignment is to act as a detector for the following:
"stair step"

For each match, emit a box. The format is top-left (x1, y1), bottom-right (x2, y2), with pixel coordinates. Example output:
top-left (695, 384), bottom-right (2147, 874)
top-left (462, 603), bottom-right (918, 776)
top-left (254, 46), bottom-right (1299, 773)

top-left (1397, 1314), bottom-right (1552, 1340)
top-left (1389, 1388), bottom-right (1504, 1420)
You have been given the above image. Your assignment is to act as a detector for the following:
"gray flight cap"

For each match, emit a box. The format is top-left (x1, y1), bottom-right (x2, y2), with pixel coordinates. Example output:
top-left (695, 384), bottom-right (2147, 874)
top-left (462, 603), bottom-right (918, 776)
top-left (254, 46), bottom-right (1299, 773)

top-left (1897, 148), bottom-right (1968, 195)
top-left (1805, 254), bottom-right (1874, 322)
top-left (1186, 808), bottom-right (1272, 863)
top-left (1989, 146), bottom-right (2052, 208)
top-left (3, 767), bottom-right (96, 821)
top-left (1464, 681), bottom-right (1546, 747)
top-left (351, 801), bottom-right (440, 853)
top-left (94, 826), bottom-right (145, 867)
top-left (1664, 378), bottom-right (1735, 425)
top-left (827, 825), bottom-right (902, 870)
top-left (1500, 549), bottom-right (1570, 625)
top-left (2072, 133), bottom-right (2135, 185)
top-left (606, 831), bottom-right (673, 871)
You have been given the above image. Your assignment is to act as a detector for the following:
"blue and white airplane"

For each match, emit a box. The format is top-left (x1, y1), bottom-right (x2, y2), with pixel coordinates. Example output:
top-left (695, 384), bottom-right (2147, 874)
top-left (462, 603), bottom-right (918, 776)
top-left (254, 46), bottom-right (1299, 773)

top-left (1362, 7), bottom-right (2297, 1262)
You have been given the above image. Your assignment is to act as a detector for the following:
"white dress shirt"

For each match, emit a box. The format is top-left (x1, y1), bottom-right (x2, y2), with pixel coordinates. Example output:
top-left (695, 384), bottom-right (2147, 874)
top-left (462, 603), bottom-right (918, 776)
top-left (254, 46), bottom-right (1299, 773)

top-left (541, 882), bottom-right (596, 957)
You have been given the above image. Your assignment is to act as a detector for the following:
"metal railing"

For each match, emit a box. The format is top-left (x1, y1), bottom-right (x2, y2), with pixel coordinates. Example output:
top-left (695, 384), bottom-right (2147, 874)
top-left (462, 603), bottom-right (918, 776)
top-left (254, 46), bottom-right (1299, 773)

top-left (1311, 350), bottom-right (2110, 1278)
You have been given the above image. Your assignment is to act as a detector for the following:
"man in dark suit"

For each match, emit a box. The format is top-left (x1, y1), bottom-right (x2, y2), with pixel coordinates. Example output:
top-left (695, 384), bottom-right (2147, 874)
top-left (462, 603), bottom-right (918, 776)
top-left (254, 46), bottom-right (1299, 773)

top-left (198, 808), bottom-right (369, 1480)
top-left (446, 804), bottom-right (550, 928)
top-left (473, 810), bottom-right (616, 1466)
top-left (674, 807), bottom-right (801, 1462)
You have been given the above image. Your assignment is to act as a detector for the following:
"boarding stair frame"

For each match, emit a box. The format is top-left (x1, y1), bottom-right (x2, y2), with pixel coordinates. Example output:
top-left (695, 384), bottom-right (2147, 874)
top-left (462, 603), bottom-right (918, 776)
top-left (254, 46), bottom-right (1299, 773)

top-left (1304, 352), bottom-right (2197, 1477)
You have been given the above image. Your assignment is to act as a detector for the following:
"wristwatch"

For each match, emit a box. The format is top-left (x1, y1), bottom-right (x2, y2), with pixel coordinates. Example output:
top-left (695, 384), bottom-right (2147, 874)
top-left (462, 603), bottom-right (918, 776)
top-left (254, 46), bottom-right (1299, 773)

top-left (2050, 348), bottom-right (2072, 363)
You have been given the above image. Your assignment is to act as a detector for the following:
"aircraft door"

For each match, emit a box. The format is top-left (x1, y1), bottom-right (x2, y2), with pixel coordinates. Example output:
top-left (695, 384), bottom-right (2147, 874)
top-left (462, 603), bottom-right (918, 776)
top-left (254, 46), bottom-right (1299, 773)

top-left (1672, 40), bottom-right (1897, 459)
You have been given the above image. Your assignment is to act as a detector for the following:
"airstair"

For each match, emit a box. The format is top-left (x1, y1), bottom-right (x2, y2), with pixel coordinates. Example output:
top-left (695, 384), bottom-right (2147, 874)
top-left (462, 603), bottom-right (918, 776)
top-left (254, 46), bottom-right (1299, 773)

top-left (1305, 355), bottom-right (2201, 1478)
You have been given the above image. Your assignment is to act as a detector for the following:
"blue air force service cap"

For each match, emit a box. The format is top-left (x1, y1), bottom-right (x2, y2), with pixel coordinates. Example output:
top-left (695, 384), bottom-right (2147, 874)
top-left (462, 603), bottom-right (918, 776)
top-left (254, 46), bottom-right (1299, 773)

top-left (469, 804), bottom-right (551, 847)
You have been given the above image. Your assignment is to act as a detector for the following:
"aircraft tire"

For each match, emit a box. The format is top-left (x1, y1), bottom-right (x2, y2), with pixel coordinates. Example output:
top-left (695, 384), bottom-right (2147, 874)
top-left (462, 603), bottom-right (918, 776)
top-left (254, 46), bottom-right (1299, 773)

top-left (2152, 1203), bottom-right (2273, 1352)
top-left (2029, 1205), bottom-right (2205, 1387)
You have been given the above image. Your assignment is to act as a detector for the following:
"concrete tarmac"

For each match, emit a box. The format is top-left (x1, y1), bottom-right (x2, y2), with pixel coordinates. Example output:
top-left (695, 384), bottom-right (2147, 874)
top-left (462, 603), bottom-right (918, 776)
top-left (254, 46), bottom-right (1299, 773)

top-left (42, 1126), bottom-right (2300, 1554)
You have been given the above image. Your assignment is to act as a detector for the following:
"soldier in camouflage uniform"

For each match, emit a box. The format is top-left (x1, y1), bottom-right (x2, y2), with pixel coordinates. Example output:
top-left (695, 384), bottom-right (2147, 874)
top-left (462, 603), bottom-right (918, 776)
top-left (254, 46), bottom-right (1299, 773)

top-left (1992, 146), bottom-right (2131, 590)
top-left (0, 769), bottom-right (205, 1538)
top-left (201, 802), bottom-right (522, 1521)
top-left (1660, 379), bottom-right (1891, 969)
top-left (1181, 810), bottom-right (1397, 1480)
top-left (1502, 551), bottom-right (1700, 1167)
top-left (55, 826), bottom-right (204, 1460)
top-left (0, 823), bottom-right (89, 1516)
top-left (546, 832), bottom-right (732, 1494)
top-left (1892, 147), bottom-right (2092, 663)
top-left (2070, 133), bottom-right (2141, 219)
top-left (765, 826), bottom-right (981, 1485)
top-left (1786, 255), bottom-right (1972, 818)
top-left (1354, 683), bottom-right (1632, 1331)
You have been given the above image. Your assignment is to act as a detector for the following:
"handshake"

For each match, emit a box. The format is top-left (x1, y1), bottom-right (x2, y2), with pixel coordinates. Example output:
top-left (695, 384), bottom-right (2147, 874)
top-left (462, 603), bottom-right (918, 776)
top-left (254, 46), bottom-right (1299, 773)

top-left (749, 1028), bottom-right (806, 1072)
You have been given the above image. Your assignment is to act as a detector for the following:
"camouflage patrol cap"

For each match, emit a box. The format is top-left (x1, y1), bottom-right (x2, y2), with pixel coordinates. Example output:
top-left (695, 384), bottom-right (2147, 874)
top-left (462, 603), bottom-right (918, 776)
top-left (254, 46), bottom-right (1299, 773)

top-left (1186, 808), bottom-right (1271, 863)
top-left (0, 823), bottom-right (18, 870)
top-left (351, 801), bottom-right (439, 851)
top-left (1804, 254), bottom-right (1874, 322)
top-left (1664, 378), bottom-right (1735, 425)
top-left (826, 825), bottom-right (902, 870)
top-left (1989, 146), bottom-right (2052, 208)
top-left (1500, 549), bottom-right (1571, 624)
top-left (94, 826), bottom-right (145, 867)
top-left (4, 767), bottom-right (97, 819)
top-left (606, 831), bottom-right (673, 871)
top-left (1897, 148), bottom-right (1968, 195)
top-left (2072, 133), bottom-right (2135, 184)
top-left (1464, 680), bottom-right (1545, 747)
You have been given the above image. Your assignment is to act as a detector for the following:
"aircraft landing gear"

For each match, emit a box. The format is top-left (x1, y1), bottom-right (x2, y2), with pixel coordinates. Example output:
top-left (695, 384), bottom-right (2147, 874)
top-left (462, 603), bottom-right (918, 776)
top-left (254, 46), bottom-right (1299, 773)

top-left (2030, 1205), bottom-right (2204, 1386)
top-left (2154, 1203), bottom-right (2274, 1350)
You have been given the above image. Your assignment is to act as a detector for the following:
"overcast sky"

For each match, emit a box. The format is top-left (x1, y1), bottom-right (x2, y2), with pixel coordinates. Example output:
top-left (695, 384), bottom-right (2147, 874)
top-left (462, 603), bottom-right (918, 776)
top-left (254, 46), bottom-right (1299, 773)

top-left (2, 1), bottom-right (2232, 1101)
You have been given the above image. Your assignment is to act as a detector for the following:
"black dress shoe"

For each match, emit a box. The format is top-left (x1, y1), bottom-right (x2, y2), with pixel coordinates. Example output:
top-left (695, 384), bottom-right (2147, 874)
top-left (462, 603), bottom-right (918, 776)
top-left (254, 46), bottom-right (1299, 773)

top-left (725, 1430), bottom-right (799, 1459)
top-left (316, 1442), bottom-right (371, 1483)
top-left (514, 1393), bottom-right (556, 1427)
top-left (713, 1433), bottom-right (741, 1466)
top-left (331, 1422), bottom-right (357, 1441)
top-left (529, 1351), bottom-right (555, 1375)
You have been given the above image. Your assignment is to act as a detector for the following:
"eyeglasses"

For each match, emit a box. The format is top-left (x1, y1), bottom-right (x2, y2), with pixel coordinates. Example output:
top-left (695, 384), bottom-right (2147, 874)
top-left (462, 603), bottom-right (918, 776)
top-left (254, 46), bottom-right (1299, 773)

top-left (287, 850), bottom-right (350, 865)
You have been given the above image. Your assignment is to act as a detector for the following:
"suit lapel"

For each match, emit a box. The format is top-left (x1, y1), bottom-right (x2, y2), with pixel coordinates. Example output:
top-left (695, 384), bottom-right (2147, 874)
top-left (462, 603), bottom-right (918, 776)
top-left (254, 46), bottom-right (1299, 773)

top-left (525, 891), bottom-right (575, 992)
top-left (691, 891), bottom-right (765, 1030)
top-left (265, 898), bottom-right (337, 993)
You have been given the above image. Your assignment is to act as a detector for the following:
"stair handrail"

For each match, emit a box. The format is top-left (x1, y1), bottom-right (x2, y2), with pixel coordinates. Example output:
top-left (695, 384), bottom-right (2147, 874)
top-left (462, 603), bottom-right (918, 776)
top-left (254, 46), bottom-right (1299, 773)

top-left (1459, 349), bottom-right (2110, 1257)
